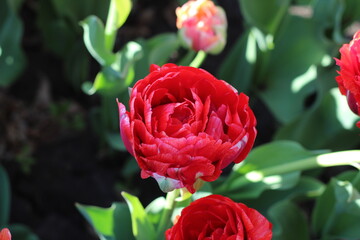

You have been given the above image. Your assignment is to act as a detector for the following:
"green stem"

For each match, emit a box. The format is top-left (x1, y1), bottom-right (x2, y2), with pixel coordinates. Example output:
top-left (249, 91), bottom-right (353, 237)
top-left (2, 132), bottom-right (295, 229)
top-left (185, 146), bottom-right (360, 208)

top-left (156, 189), bottom-right (180, 240)
top-left (178, 50), bottom-right (196, 66)
top-left (189, 50), bottom-right (207, 68)
top-left (104, 0), bottom-right (118, 51)
top-left (219, 150), bottom-right (360, 193)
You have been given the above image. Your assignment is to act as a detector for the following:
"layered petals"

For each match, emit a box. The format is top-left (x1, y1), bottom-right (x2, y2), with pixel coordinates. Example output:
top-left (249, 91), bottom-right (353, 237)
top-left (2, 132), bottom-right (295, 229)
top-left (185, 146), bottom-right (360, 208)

top-left (335, 30), bottom-right (360, 127)
top-left (118, 64), bottom-right (257, 193)
top-left (165, 195), bottom-right (272, 240)
top-left (0, 228), bottom-right (11, 240)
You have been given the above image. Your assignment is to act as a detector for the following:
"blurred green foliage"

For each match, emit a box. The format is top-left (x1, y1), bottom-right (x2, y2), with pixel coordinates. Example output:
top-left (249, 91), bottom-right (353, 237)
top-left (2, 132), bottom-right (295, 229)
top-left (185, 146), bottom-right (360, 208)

top-left (0, 0), bottom-right (26, 86)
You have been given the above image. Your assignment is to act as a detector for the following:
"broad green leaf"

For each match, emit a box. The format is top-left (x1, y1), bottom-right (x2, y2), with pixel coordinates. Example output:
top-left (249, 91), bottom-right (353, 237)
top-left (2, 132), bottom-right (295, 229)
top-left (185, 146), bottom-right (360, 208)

top-left (218, 30), bottom-right (255, 93)
top-left (0, 0), bottom-right (25, 86)
top-left (116, 41), bottom-right (143, 85)
top-left (145, 197), bottom-right (166, 228)
top-left (9, 224), bottom-right (39, 240)
top-left (112, 0), bottom-right (132, 29)
top-left (268, 201), bottom-right (311, 240)
top-left (238, 0), bottom-right (291, 34)
top-left (76, 203), bottom-right (115, 238)
top-left (121, 192), bottom-right (156, 240)
top-left (336, 171), bottom-right (360, 190)
top-left (147, 33), bottom-right (179, 66)
top-left (0, 166), bottom-right (10, 226)
top-left (85, 41), bottom-right (142, 96)
top-left (312, 179), bottom-right (360, 239)
top-left (81, 15), bottom-right (116, 65)
top-left (113, 203), bottom-right (135, 240)
top-left (313, 0), bottom-right (344, 43)
top-left (275, 88), bottom-right (360, 150)
top-left (234, 141), bottom-right (317, 173)
top-left (106, 132), bottom-right (127, 151)
top-left (64, 40), bottom-right (91, 89)
top-left (215, 141), bottom-right (319, 198)
top-left (257, 14), bottom-right (326, 123)
top-left (51, 0), bottom-right (110, 27)
top-left (37, 0), bottom-right (109, 58)
top-left (93, 67), bottom-right (123, 94)
top-left (239, 176), bottom-right (325, 212)
top-left (343, 0), bottom-right (360, 26)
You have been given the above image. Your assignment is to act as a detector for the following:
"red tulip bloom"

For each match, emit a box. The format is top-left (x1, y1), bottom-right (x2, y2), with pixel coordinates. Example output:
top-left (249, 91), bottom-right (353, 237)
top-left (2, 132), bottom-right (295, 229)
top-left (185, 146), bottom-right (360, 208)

top-left (335, 30), bottom-right (360, 127)
top-left (0, 228), bottom-right (11, 240)
top-left (165, 195), bottom-right (272, 240)
top-left (118, 64), bottom-right (256, 193)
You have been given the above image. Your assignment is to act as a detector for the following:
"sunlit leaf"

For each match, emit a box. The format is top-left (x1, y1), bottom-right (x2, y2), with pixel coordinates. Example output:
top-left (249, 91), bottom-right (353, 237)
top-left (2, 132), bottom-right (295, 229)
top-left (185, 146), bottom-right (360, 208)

top-left (76, 203), bottom-right (115, 238)
top-left (112, 0), bottom-right (132, 29)
top-left (215, 141), bottom-right (319, 199)
top-left (121, 192), bottom-right (156, 240)
top-left (81, 15), bottom-right (116, 65)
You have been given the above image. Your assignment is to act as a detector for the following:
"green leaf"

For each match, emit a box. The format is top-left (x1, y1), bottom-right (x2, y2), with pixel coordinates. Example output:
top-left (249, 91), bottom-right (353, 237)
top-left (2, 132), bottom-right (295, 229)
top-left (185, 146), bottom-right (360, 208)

top-left (0, 166), bottom-right (10, 226)
top-left (268, 201), bottom-right (311, 240)
top-left (106, 132), bottom-right (127, 151)
top-left (145, 197), bottom-right (166, 228)
top-left (113, 203), bottom-right (135, 240)
top-left (51, 0), bottom-right (110, 27)
top-left (0, 0), bottom-right (25, 86)
top-left (215, 141), bottom-right (319, 198)
top-left (116, 41), bottom-right (143, 84)
top-left (147, 33), bottom-right (179, 66)
top-left (9, 224), bottom-right (39, 240)
top-left (121, 192), bottom-right (156, 240)
top-left (112, 0), bottom-right (132, 29)
top-left (238, 0), bottom-right (291, 34)
top-left (312, 179), bottom-right (360, 239)
top-left (313, 0), bottom-right (344, 43)
top-left (257, 14), bottom-right (326, 123)
top-left (81, 15), bottom-right (116, 65)
top-left (77, 202), bottom-right (134, 240)
top-left (240, 176), bottom-right (325, 212)
top-left (343, 0), bottom-right (360, 27)
top-left (218, 30), bottom-right (255, 93)
top-left (275, 87), bottom-right (360, 150)
top-left (76, 203), bottom-right (116, 238)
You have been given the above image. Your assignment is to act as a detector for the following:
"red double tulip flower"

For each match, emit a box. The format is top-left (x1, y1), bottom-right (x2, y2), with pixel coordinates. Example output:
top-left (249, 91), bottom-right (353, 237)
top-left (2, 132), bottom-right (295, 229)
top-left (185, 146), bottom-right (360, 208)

top-left (165, 194), bottom-right (272, 240)
top-left (0, 228), bottom-right (11, 240)
top-left (335, 30), bottom-right (360, 127)
top-left (118, 64), bottom-right (256, 193)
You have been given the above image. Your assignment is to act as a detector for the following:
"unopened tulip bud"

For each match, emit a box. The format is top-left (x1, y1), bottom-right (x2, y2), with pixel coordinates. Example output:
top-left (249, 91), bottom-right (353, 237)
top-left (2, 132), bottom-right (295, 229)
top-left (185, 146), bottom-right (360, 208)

top-left (176, 0), bottom-right (227, 54)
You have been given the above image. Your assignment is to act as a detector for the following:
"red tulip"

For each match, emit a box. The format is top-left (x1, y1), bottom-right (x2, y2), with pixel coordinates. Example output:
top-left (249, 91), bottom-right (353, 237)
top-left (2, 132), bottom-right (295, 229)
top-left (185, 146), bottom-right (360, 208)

top-left (118, 64), bottom-right (257, 193)
top-left (0, 228), bottom-right (11, 240)
top-left (165, 195), bottom-right (272, 240)
top-left (335, 30), bottom-right (360, 127)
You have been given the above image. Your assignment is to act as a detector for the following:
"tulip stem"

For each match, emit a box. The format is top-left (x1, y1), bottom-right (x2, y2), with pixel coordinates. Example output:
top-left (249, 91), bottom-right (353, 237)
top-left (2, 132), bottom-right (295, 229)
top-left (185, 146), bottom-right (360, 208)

top-left (156, 189), bottom-right (180, 240)
top-left (189, 50), bottom-right (207, 68)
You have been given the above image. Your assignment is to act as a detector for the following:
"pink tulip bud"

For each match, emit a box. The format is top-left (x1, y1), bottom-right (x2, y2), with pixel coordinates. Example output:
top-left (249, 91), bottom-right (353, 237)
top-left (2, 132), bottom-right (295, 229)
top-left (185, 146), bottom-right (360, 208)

top-left (176, 0), bottom-right (227, 54)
